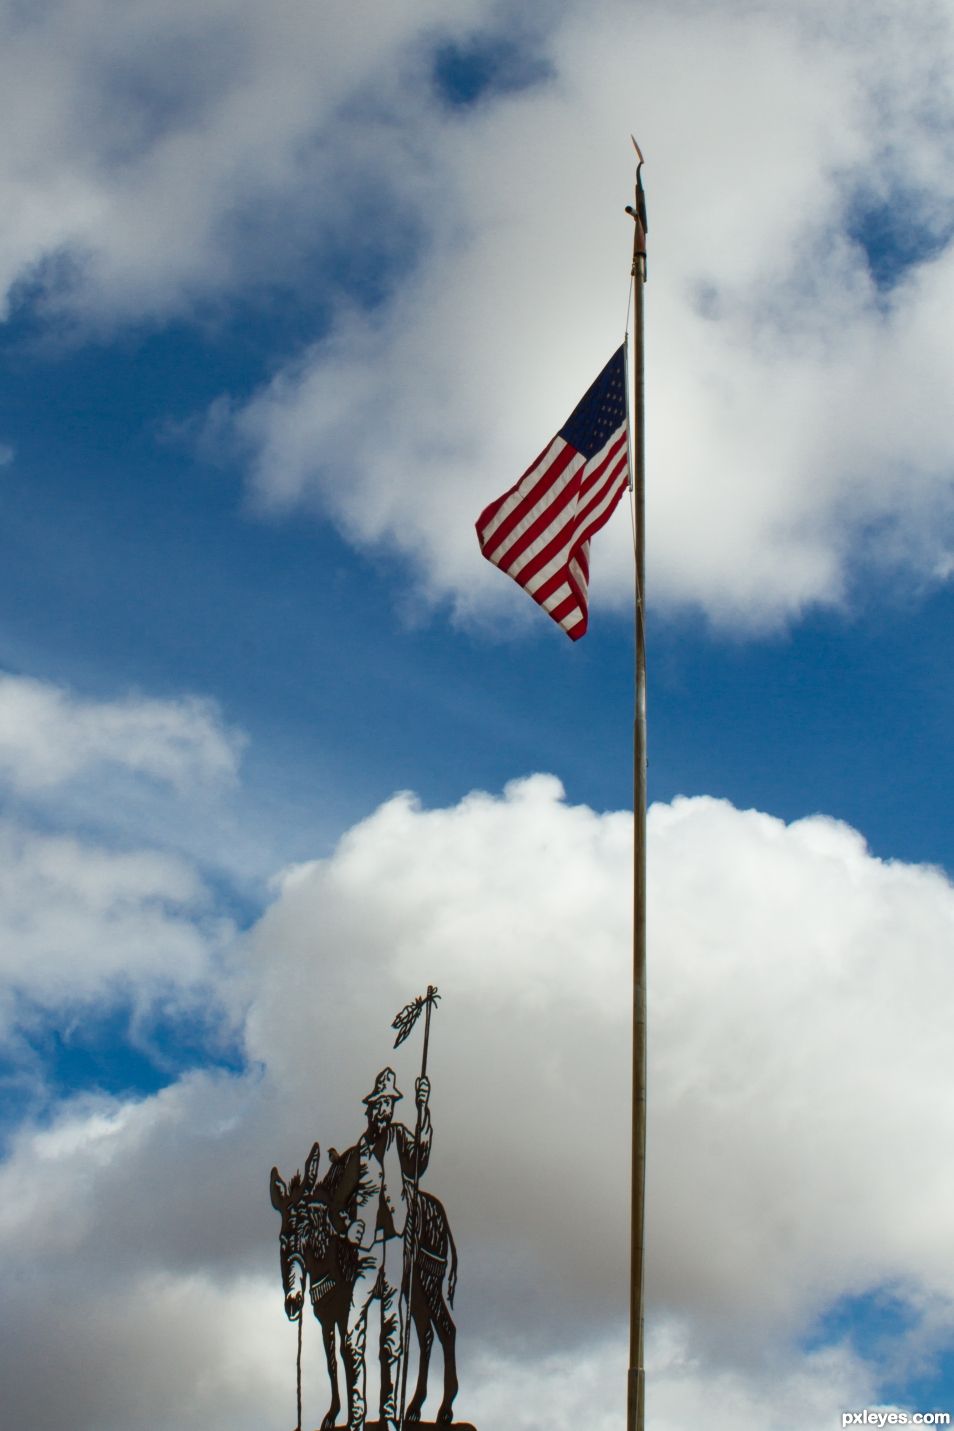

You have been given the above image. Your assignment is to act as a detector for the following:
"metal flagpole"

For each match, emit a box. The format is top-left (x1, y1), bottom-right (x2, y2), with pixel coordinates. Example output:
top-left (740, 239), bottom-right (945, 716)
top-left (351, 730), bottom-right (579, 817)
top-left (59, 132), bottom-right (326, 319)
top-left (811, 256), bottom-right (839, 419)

top-left (626, 138), bottom-right (648, 1431)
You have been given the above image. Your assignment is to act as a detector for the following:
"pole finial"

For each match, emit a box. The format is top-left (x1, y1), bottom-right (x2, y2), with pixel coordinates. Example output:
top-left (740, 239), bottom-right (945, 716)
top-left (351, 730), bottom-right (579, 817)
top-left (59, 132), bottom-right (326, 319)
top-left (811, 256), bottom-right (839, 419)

top-left (626, 134), bottom-right (648, 279)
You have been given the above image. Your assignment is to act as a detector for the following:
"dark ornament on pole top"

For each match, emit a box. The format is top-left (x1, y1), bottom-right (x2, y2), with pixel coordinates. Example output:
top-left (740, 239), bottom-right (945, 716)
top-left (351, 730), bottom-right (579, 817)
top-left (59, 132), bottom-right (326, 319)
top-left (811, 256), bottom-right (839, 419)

top-left (626, 133), bottom-right (648, 279)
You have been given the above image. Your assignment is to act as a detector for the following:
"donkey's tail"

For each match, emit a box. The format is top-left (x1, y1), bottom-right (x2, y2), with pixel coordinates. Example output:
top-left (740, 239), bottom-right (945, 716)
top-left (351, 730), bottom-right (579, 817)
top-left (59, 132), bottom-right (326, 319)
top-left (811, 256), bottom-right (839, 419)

top-left (446, 1218), bottom-right (458, 1309)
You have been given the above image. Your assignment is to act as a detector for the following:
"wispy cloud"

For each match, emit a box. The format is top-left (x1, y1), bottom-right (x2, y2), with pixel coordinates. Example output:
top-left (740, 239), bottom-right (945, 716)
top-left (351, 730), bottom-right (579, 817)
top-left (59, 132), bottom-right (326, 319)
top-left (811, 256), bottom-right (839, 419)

top-left (0, 676), bottom-right (245, 1057)
top-left (6, 1), bottom-right (954, 626)
top-left (0, 674), bottom-right (243, 795)
top-left (0, 0), bottom-right (488, 325)
top-left (0, 821), bottom-right (230, 1026)
top-left (232, 0), bottom-right (954, 631)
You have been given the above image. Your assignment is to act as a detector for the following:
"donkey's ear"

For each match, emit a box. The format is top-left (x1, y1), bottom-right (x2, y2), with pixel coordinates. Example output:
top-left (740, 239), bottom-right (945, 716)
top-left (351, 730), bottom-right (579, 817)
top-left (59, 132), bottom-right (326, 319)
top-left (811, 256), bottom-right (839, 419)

top-left (304, 1142), bottom-right (321, 1189)
top-left (270, 1167), bottom-right (288, 1211)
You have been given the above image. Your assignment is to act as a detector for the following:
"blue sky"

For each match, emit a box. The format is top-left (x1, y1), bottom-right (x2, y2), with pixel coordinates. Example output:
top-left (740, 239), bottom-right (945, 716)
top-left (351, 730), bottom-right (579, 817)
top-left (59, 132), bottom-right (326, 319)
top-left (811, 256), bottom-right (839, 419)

top-left (2, 2), bottom-right (954, 1428)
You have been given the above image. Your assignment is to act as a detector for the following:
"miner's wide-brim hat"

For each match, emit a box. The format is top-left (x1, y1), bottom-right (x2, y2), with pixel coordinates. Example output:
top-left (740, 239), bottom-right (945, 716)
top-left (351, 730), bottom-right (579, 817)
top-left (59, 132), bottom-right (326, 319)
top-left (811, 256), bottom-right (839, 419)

top-left (362, 1066), bottom-right (403, 1105)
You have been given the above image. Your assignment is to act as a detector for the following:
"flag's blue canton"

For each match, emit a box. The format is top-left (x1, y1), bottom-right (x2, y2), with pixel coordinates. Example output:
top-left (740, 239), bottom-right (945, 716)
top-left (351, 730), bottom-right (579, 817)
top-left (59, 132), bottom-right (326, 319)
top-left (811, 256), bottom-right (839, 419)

top-left (558, 346), bottom-right (626, 460)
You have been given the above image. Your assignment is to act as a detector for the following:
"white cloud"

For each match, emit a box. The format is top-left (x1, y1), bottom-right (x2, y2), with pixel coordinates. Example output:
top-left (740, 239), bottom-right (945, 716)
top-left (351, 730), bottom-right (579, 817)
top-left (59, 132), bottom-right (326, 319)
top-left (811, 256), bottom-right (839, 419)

top-left (230, 0), bottom-right (954, 629)
top-left (2, 777), bottom-right (954, 1427)
top-left (0, 0), bottom-right (486, 324)
top-left (248, 781), bottom-right (954, 1347)
top-left (467, 1327), bottom-right (880, 1431)
top-left (0, 675), bottom-right (245, 1049)
top-left (6, 0), bottom-right (954, 625)
top-left (0, 819), bottom-right (232, 1035)
top-left (0, 673), bottom-right (338, 898)
top-left (644, 1323), bottom-right (877, 1431)
top-left (0, 673), bottom-right (242, 794)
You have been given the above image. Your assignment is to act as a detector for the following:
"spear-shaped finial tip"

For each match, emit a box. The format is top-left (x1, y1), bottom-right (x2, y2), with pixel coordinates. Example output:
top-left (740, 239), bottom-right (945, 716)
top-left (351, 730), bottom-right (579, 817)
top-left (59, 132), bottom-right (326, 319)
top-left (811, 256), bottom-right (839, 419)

top-left (627, 133), bottom-right (648, 262)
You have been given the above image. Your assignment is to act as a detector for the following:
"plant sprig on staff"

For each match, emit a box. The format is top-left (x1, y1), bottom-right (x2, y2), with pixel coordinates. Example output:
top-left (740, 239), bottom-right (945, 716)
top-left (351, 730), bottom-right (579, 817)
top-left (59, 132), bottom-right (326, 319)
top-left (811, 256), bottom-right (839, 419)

top-left (391, 986), bottom-right (440, 1049)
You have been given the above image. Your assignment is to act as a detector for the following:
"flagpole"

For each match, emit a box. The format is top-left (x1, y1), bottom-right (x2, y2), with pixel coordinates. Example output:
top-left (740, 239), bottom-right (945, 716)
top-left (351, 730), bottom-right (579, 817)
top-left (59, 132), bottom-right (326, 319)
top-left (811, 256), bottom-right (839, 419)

top-left (627, 144), bottom-right (648, 1431)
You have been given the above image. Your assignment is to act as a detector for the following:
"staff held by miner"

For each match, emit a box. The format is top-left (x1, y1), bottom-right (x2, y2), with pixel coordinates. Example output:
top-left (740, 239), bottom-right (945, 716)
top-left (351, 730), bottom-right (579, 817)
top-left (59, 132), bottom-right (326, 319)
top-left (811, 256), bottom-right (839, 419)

top-left (330, 985), bottom-right (443, 1431)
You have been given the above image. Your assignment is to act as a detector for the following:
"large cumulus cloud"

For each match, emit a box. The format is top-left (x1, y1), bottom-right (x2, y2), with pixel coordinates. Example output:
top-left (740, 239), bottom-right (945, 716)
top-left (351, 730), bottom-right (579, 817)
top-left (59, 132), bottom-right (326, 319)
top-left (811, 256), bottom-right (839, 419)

top-left (3, 775), bottom-right (954, 1427)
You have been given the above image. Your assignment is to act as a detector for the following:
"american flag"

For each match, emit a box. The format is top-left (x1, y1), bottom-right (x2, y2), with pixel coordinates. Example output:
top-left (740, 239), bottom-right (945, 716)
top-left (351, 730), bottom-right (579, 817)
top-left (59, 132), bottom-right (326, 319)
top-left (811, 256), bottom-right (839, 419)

top-left (475, 346), bottom-right (630, 640)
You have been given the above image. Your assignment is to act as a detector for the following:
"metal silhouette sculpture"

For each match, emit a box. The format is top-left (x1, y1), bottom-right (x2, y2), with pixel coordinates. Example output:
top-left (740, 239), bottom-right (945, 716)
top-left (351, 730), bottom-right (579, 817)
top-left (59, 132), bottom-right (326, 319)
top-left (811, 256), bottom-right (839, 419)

top-left (270, 986), bottom-right (463, 1430)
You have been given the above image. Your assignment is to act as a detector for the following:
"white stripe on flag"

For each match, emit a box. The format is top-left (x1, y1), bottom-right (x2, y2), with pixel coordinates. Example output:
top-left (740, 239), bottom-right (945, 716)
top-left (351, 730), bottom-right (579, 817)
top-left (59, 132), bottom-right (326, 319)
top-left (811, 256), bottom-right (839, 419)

top-left (474, 346), bottom-right (630, 641)
top-left (477, 439), bottom-right (574, 547)
top-left (541, 581), bottom-right (574, 613)
top-left (520, 435), bottom-right (627, 592)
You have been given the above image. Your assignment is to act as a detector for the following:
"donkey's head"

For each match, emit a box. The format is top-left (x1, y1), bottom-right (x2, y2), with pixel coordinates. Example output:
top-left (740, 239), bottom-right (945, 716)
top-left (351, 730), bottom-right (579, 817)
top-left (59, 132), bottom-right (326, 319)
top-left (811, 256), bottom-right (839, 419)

top-left (269, 1141), bottom-right (325, 1321)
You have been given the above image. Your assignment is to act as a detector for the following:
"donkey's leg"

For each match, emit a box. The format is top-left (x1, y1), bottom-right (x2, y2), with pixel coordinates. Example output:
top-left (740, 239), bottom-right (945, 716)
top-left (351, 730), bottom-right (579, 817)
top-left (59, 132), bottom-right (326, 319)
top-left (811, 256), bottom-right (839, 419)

top-left (431, 1293), bottom-right (458, 1425)
top-left (404, 1285), bottom-right (433, 1425)
top-left (319, 1316), bottom-right (341, 1431)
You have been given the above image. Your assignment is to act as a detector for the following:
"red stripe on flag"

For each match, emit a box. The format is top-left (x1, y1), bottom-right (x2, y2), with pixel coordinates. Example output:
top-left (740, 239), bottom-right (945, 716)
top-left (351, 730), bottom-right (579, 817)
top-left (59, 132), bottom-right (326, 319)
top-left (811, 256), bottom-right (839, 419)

top-left (476, 441), bottom-right (578, 561)
top-left (474, 348), bottom-right (630, 640)
top-left (491, 463), bottom-right (583, 574)
top-left (512, 436), bottom-right (628, 592)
